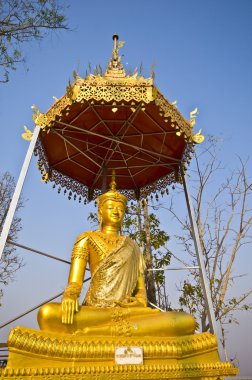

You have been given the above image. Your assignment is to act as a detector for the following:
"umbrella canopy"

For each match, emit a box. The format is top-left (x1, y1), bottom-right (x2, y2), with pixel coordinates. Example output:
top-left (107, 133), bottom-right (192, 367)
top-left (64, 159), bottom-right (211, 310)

top-left (33, 35), bottom-right (202, 201)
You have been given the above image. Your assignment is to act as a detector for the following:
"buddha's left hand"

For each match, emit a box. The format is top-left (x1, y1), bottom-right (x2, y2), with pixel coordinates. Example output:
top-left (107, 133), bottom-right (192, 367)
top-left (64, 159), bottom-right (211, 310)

top-left (115, 296), bottom-right (146, 308)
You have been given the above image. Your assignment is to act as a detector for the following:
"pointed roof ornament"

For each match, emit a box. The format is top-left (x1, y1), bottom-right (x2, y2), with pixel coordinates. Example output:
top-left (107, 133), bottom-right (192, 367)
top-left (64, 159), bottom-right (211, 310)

top-left (104, 34), bottom-right (126, 79)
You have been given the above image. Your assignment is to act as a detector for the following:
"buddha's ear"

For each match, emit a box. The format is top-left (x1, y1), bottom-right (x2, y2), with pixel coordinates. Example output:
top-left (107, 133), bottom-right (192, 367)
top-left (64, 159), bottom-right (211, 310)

top-left (97, 207), bottom-right (102, 219)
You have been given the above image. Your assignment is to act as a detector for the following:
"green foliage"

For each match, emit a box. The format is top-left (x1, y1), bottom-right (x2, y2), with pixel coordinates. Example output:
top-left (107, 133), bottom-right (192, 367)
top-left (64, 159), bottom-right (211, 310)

top-left (124, 203), bottom-right (170, 251)
top-left (0, 0), bottom-right (68, 82)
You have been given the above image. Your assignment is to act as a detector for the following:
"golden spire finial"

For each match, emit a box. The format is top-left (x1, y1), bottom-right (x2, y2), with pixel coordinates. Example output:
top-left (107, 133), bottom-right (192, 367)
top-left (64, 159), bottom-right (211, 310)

top-left (113, 34), bottom-right (119, 61)
top-left (104, 35), bottom-right (126, 79)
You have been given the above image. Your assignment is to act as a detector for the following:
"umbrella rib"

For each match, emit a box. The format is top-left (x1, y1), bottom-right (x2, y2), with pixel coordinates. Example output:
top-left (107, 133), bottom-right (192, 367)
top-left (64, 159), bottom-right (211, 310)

top-left (106, 162), bottom-right (176, 170)
top-left (160, 132), bottom-right (167, 156)
top-left (88, 106), bottom-right (142, 189)
top-left (86, 103), bottom-right (125, 189)
top-left (69, 105), bottom-right (92, 125)
top-left (51, 151), bottom-right (80, 168)
top-left (115, 131), bottom-right (176, 137)
top-left (143, 109), bottom-right (179, 156)
top-left (97, 105), bottom-right (142, 166)
top-left (88, 102), bottom-right (115, 135)
top-left (143, 109), bottom-right (167, 133)
top-left (117, 144), bottom-right (138, 189)
top-left (52, 129), bottom-right (101, 169)
top-left (50, 137), bottom-right (113, 169)
top-left (68, 157), bottom-right (97, 175)
top-left (55, 120), bottom-right (182, 163)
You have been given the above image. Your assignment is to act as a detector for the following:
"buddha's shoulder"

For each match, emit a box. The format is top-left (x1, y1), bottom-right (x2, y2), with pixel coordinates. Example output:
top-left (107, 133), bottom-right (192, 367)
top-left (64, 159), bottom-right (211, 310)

top-left (125, 236), bottom-right (141, 251)
top-left (74, 231), bottom-right (96, 245)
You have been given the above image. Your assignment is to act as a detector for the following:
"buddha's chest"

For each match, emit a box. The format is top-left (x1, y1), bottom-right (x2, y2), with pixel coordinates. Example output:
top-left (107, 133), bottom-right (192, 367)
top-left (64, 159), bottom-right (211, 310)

top-left (88, 232), bottom-right (124, 270)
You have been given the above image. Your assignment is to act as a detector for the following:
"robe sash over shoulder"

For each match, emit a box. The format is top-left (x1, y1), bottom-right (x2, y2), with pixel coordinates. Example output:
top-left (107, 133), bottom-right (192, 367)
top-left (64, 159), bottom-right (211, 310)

top-left (84, 236), bottom-right (145, 307)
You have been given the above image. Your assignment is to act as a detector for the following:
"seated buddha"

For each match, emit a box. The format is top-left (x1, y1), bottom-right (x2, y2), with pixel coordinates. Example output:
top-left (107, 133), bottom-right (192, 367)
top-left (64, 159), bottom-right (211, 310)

top-left (38, 175), bottom-right (196, 337)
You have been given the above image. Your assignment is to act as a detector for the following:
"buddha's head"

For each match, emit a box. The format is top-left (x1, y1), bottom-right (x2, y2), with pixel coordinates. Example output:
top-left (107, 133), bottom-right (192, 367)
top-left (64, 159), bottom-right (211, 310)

top-left (97, 171), bottom-right (127, 233)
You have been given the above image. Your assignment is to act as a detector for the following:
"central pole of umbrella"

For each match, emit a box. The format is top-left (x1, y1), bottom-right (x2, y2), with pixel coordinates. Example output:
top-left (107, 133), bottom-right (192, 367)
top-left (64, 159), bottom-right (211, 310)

top-left (101, 166), bottom-right (108, 193)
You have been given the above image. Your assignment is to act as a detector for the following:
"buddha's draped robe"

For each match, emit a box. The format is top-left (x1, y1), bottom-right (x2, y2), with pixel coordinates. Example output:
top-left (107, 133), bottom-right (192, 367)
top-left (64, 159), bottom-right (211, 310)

top-left (83, 235), bottom-right (145, 307)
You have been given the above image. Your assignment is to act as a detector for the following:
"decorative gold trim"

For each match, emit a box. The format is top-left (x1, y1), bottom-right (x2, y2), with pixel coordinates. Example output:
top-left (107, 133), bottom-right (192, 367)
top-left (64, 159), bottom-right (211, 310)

top-left (9, 327), bottom-right (218, 359)
top-left (154, 91), bottom-right (193, 141)
top-left (4, 327), bottom-right (239, 379)
top-left (2, 362), bottom-right (238, 379)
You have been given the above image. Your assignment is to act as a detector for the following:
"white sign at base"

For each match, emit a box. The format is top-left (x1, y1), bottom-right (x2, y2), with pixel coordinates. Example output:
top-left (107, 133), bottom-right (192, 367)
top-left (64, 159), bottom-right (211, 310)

top-left (115, 346), bottom-right (143, 365)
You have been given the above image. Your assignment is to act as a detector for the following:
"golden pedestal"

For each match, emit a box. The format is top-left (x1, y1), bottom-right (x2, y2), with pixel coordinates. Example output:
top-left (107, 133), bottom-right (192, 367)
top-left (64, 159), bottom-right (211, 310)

top-left (1, 326), bottom-right (238, 380)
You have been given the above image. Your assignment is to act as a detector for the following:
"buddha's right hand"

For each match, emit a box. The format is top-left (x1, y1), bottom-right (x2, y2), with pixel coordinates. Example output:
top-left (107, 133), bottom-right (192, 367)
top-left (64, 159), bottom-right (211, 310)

top-left (61, 296), bottom-right (79, 324)
top-left (61, 282), bottom-right (81, 324)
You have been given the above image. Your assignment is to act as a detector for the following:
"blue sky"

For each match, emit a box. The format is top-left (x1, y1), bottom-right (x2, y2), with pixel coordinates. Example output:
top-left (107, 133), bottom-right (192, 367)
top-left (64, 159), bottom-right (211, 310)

top-left (0, 0), bottom-right (252, 374)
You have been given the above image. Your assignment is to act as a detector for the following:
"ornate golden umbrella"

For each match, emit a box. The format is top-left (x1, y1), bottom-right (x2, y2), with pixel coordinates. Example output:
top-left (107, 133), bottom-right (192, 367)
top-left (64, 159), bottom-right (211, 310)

top-left (32, 35), bottom-right (202, 202)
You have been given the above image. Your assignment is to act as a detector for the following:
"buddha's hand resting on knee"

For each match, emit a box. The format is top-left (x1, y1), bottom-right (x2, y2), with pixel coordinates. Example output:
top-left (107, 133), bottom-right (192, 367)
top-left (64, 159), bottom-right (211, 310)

top-left (61, 282), bottom-right (81, 324)
top-left (115, 296), bottom-right (147, 308)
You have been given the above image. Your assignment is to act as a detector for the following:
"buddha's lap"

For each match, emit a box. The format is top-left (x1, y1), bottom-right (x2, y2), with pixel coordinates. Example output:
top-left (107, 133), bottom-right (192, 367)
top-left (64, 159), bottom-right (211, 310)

top-left (38, 302), bottom-right (195, 335)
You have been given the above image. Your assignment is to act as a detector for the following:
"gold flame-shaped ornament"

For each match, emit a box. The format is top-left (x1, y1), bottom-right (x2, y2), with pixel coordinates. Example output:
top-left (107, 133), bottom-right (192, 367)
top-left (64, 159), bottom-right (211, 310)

top-left (190, 107), bottom-right (199, 127)
top-left (22, 126), bottom-right (33, 141)
top-left (193, 129), bottom-right (205, 144)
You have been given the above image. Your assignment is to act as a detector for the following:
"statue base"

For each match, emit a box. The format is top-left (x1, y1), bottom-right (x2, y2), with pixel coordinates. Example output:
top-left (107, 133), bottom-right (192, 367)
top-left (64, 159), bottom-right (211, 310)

top-left (2, 326), bottom-right (238, 380)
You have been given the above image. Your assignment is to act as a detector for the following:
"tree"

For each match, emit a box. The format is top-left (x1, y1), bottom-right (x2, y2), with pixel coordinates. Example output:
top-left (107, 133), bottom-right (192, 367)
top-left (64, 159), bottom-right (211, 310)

top-left (0, 172), bottom-right (23, 305)
top-left (123, 199), bottom-right (171, 308)
top-left (0, 0), bottom-right (68, 82)
top-left (166, 137), bottom-right (252, 355)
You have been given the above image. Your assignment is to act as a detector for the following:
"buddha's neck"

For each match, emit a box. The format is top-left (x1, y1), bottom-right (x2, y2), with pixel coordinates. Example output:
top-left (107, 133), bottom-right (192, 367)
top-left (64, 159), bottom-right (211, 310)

top-left (102, 225), bottom-right (119, 236)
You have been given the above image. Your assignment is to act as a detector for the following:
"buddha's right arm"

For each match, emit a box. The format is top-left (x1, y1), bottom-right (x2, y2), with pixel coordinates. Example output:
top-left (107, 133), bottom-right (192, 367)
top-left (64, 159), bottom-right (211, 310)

top-left (61, 235), bottom-right (89, 324)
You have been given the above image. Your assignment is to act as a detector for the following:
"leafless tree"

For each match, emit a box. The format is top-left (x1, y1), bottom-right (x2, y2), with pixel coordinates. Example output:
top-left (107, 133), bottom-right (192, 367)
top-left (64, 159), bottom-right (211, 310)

top-left (166, 137), bottom-right (252, 354)
top-left (0, 172), bottom-right (23, 304)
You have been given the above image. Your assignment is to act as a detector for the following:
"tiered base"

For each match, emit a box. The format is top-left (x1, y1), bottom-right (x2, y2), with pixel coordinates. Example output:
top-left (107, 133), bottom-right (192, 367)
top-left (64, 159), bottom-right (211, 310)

top-left (2, 326), bottom-right (238, 380)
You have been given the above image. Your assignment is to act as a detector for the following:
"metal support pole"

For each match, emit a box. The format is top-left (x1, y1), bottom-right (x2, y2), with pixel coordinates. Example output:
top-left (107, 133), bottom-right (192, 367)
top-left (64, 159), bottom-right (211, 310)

top-left (181, 169), bottom-right (219, 337)
top-left (0, 125), bottom-right (40, 260)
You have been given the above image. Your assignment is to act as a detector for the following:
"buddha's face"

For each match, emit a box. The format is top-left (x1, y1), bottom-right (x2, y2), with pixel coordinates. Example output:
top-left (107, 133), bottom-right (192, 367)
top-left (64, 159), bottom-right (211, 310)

top-left (99, 200), bottom-right (125, 228)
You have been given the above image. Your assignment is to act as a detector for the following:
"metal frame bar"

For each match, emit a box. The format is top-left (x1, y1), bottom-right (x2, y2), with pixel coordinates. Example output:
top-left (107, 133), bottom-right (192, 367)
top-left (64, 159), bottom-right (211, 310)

top-left (7, 240), bottom-right (71, 265)
top-left (0, 277), bottom-right (91, 329)
top-left (148, 266), bottom-right (200, 271)
top-left (181, 167), bottom-right (219, 337)
top-left (0, 125), bottom-right (40, 261)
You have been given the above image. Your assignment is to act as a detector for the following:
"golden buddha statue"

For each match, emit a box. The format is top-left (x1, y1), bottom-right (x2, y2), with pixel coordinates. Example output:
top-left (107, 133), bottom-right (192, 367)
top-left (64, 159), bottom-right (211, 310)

top-left (4, 174), bottom-right (238, 379)
top-left (37, 174), bottom-right (196, 337)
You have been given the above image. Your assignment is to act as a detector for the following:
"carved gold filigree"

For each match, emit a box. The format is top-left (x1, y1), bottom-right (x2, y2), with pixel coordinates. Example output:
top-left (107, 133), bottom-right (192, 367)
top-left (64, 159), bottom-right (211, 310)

top-left (6, 327), bottom-right (222, 359)
top-left (4, 327), bottom-right (238, 379)
top-left (154, 91), bottom-right (194, 141)
top-left (2, 363), bottom-right (238, 380)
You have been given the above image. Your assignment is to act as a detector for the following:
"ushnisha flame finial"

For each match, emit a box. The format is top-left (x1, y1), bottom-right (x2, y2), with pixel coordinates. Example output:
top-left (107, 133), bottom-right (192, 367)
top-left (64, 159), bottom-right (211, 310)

top-left (109, 169), bottom-right (117, 191)
top-left (97, 170), bottom-right (127, 208)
